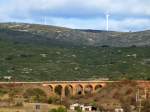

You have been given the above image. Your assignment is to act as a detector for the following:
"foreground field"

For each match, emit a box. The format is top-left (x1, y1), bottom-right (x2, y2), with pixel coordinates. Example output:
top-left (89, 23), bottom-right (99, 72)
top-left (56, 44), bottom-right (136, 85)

top-left (0, 103), bottom-right (63, 112)
top-left (0, 81), bottom-right (149, 112)
top-left (0, 108), bottom-right (24, 112)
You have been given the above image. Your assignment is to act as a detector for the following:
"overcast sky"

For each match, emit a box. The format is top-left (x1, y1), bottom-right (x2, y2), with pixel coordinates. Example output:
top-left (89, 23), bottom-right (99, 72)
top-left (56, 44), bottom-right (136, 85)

top-left (0, 0), bottom-right (150, 31)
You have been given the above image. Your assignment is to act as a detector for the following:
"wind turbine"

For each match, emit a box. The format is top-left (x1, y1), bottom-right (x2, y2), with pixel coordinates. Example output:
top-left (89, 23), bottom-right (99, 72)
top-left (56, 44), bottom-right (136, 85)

top-left (106, 13), bottom-right (110, 31)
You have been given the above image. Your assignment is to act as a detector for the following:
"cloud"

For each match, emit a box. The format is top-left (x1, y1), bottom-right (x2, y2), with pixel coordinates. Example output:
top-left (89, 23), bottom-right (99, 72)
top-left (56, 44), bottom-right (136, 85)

top-left (1, 0), bottom-right (150, 18)
top-left (109, 18), bottom-right (150, 31)
top-left (0, 0), bottom-right (150, 31)
top-left (39, 17), bottom-right (150, 32)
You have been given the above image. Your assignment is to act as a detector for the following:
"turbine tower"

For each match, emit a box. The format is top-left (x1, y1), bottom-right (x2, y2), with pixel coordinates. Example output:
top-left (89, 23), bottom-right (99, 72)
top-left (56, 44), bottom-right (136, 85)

top-left (106, 13), bottom-right (110, 31)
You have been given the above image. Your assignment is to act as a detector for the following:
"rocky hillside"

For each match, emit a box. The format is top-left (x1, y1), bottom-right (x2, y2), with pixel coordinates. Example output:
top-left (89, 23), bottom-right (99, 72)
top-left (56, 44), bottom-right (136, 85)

top-left (0, 23), bottom-right (150, 47)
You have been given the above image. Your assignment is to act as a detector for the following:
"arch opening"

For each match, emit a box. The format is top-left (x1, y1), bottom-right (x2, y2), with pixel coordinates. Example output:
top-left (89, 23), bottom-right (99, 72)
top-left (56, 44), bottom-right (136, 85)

top-left (84, 85), bottom-right (93, 94)
top-left (76, 84), bottom-right (83, 95)
top-left (48, 85), bottom-right (53, 92)
top-left (95, 85), bottom-right (102, 92)
top-left (65, 85), bottom-right (73, 96)
top-left (54, 85), bottom-right (62, 96)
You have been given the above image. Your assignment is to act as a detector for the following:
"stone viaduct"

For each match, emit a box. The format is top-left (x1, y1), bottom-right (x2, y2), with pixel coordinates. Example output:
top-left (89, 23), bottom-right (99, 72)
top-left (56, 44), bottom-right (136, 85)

top-left (42, 81), bottom-right (115, 98)
top-left (0, 80), bottom-right (149, 98)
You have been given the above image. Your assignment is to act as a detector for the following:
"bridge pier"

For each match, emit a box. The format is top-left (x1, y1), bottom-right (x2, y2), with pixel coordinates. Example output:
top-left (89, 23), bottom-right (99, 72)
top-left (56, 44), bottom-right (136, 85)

top-left (72, 86), bottom-right (76, 96)
top-left (61, 86), bottom-right (65, 98)
top-left (82, 87), bottom-right (85, 95)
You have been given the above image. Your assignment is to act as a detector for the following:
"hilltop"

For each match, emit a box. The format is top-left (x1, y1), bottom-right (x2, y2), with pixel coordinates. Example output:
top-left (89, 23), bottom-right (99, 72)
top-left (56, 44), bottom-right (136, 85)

top-left (0, 23), bottom-right (150, 81)
top-left (0, 22), bottom-right (150, 47)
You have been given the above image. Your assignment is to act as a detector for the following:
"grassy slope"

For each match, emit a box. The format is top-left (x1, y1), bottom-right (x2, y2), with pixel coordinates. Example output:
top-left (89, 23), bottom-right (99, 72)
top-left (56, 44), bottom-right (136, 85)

top-left (0, 39), bottom-right (150, 81)
top-left (65, 81), bottom-right (139, 109)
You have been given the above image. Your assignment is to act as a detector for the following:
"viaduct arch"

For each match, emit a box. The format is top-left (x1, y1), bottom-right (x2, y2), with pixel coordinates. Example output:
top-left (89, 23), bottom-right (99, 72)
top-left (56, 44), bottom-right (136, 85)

top-left (42, 81), bottom-right (107, 98)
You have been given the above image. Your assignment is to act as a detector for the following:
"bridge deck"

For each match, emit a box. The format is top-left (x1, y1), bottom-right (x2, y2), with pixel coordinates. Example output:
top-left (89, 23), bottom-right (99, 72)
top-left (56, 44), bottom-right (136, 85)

top-left (0, 81), bottom-right (116, 84)
top-left (0, 80), bottom-right (149, 84)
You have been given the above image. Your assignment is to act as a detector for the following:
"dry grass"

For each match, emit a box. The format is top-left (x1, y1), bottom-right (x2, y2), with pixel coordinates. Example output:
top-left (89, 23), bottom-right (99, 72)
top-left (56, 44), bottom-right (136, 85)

top-left (0, 94), bottom-right (9, 101)
top-left (0, 103), bottom-right (64, 112)
top-left (0, 108), bottom-right (24, 112)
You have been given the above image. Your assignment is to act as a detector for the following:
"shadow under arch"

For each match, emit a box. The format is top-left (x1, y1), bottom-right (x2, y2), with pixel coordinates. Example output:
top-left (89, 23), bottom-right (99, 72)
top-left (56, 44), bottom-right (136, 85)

top-left (65, 85), bottom-right (73, 97)
top-left (48, 85), bottom-right (53, 93)
top-left (95, 85), bottom-right (103, 92)
top-left (75, 84), bottom-right (84, 95)
top-left (84, 85), bottom-right (93, 94)
top-left (54, 85), bottom-right (63, 96)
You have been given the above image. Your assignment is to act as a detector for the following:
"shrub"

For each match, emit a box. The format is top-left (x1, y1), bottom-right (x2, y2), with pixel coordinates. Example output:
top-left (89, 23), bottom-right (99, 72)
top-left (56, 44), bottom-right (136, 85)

top-left (49, 107), bottom-right (67, 112)
top-left (15, 102), bottom-right (23, 107)
top-left (48, 96), bottom-right (60, 104)
top-left (0, 89), bottom-right (8, 96)
top-left (142, 100), bottom-right (150, 112)
top-left (23, 88), bottom-right (47, 103)
top-left (76, 106), bottom-right (82, 112)
top-left (122, 103), bottom-right (132, 112)
top-left (49, 108), bottom-right (57, 112)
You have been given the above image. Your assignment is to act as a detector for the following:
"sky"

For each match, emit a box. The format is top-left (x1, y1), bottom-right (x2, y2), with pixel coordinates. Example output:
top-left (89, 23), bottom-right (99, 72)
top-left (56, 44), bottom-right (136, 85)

top-left (0, 0), bottom-right (150, 31)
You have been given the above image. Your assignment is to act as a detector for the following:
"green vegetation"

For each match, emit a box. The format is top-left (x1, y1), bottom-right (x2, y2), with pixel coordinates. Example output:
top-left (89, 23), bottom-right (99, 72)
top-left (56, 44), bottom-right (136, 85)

top-left (48, 96), bottom-right (60, 104)
top-left (23, 88), bottom-right (47, 103)
top-left (75, 106), bottom-right (82, 112)
top-left (0, 38), bottom-right (150, 81)
top-left (49, 107), bottom-right (67, 112)
top-left (64, 81), bottom-right (147, 112)
top-left (0, 23), bottom-right (150, 81)
top-left (0, 88), bottom-right (8, 96)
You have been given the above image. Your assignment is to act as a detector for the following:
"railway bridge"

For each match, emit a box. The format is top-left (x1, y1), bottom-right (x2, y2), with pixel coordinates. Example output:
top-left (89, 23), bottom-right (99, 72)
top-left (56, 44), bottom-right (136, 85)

top-left (0, 80), bottom-right (149, 98)
top-left (42, 80), bottom-right (115, 98)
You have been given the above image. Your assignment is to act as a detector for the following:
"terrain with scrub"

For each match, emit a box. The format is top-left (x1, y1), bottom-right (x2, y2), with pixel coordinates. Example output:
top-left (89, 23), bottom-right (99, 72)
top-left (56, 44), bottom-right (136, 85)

top-left (0, 80), bottom-right (149, 112)
top-left (0, 23), bottom-right (150, 81)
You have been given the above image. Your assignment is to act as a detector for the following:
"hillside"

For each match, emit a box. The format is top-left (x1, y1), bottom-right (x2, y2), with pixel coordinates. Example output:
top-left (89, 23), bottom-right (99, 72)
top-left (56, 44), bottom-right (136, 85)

top-left (0, 23), bottom-right (150, 47)
top-left (0, 23), bottom-right (150, 81)
top-left (64, 81), bottom-right (140, 111)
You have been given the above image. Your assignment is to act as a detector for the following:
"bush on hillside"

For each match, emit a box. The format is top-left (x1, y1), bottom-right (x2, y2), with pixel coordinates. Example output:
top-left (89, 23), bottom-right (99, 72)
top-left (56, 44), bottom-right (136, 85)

top-left (142, 100), bottom-right (150, 112)
top-left (48, 96), bottom-right (60, 104)
top-left (49, 107), bottom-right (67, 112)
top-left (23, 88), bottom-right (47, 103)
